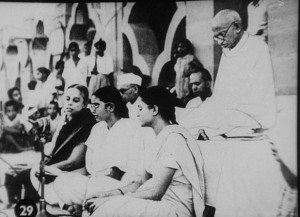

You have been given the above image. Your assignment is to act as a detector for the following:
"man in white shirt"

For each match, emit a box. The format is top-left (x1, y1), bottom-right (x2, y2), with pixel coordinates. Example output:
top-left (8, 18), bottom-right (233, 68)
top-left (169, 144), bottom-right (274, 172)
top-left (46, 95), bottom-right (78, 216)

top-left (62, 42), bottom-right (87, 88)
top-left (178, 9), bottom-right (276, 139)
top-left (117, 73), bottom-right (143, 121)
top-left (186, 66), bottom-right (212, 108)
top-left (33, 67), bottom-right (53, 110)
top-left (87, 38), bottom-right (113, 98)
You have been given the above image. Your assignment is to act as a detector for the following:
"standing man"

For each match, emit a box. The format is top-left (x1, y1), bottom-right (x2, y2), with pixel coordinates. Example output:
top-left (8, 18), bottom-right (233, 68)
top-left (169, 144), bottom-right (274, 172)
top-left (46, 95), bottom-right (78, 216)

top-left (62, 42), bottom-right (87, 88)
top-left (87, 38), bottom-right (113, 98)
top-left (117, 73), bottom-right (143, 121)
top-left (178, 9), bottom-right (276, 139)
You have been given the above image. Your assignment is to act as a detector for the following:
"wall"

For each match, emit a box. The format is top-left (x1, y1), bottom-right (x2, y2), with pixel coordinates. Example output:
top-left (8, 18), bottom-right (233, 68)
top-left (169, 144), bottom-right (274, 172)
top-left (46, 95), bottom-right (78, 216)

top-left (186, 1), bottom-right (214, 80)
top-left (268, 0), bottom-right (298, 95)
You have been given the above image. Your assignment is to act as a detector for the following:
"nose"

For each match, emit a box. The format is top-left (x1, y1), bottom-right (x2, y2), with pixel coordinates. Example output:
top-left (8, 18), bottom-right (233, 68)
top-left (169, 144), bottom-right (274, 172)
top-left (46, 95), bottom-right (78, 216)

top-left (214, 37), bottom-right (225, 46)
top-left (90, 106), bottom-right (96, 113)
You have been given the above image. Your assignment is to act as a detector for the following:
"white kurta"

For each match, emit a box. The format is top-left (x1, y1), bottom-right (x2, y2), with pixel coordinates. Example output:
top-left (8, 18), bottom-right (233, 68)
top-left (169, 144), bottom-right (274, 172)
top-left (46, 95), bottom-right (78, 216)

top-left (87, 54), bottom-right (114, 97)
top-left (62, 58), bottom-right (87, 88)
top-left (34, 80), bottom-right (53, 109)
top-left (53, 118), bottom-right (150, 205)
top-left (126, 96), bottom-right (142, 122)
top-left (178, 32), bottom-right (276, 138)
top-left (185, 97), bottom-right (203, 108)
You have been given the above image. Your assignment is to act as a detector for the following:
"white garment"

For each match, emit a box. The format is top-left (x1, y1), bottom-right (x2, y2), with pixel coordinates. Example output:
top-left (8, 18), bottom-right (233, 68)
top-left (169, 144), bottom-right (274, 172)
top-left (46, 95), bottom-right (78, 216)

top-left (46, 72), bottom-right (59, 94)
top-left (178, 32), bottom-right (276, 138)
top-left (126, 96), bottom-right (142, 122)
top-left (174, 54), bottom-right (194, 99)
top-left (4, 113), bottom-right (33, 134)
top-left (46, 114), bottom-right (61, 136)
top-left (34, 80), bottom-right (53, 109)
top-left (89, 125), bottom-right (205, 217)
top-left (53, 118), bottom-right (154, 205)
top-left (86, 54), bottom-right (114, 76)
top-left (247, 0), bottom-right (269, 42)
top-left (62, 58), bottom-right (87, 88)
top-left (25, 90), bottom-right (39, 108)
top-left (185, 97), bottom-right (203, 108)
top-left (87, 54), bottom-right (114, 97)
top-left (85, 119), bottom-right (145, 175)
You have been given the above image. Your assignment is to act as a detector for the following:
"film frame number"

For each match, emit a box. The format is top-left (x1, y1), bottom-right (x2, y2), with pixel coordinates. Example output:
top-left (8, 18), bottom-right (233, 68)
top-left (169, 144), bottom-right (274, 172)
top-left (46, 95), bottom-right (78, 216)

top-left (15, 199), bottom-right (37, 217)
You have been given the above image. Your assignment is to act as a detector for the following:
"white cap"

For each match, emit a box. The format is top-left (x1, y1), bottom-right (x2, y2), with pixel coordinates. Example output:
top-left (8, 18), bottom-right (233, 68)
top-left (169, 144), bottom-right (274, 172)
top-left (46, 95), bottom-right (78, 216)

top-left (117, 73), bottom-right (142, 88)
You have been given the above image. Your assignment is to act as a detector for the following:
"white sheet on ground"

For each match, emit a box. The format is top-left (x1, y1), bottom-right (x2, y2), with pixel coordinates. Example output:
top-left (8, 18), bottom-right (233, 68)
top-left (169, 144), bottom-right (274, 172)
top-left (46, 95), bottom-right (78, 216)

top-left (199, 139), bottom-right (283, 217)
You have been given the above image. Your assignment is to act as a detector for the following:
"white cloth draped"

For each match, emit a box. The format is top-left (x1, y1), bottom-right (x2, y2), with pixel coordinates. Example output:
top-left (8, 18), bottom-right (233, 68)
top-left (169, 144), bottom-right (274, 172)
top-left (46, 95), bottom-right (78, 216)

top-left (178, 33), bottom-right (276, 138)
top-left (90, 125), bottom-right (205, 217)
top-left (53, 118), bottom-right (149, 205)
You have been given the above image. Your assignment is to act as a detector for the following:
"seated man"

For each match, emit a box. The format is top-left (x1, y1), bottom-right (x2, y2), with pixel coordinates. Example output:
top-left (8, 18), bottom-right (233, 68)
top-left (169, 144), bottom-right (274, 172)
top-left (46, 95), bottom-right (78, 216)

top-left (178, 9), bottom-right (276, 139)
top-left (186, 66), bottom-right (212, 108)
top-left (117, 73), bottom-right (143, 121)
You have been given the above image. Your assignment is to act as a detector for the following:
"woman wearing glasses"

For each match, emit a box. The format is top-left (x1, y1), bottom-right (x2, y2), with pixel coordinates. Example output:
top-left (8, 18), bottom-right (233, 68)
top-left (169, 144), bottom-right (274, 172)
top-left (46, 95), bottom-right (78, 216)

top-left (84, 86), bottom-right (205, 217)
top-left (53, 86), bottom-right (151, 214)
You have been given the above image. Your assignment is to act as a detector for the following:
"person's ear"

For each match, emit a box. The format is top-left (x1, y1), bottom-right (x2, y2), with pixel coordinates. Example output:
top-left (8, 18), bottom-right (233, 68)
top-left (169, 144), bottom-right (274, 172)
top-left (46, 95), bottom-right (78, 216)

top-left (105, 102), bottom-right (115, 113)
top-left (206, 81), bottom-right (211, 89)
top-left (234, 22), bottom-right (242, 33)
top-left (152, 105), bottom-right (159, 116)
top-left (132, 85), bottom-right (138, 94)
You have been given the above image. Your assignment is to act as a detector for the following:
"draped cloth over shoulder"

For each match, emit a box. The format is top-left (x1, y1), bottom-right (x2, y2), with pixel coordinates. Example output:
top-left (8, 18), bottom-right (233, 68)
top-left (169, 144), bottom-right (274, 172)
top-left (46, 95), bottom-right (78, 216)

top-left (89, 124), bottom-right (205, 217)
top-left (159, 125), bottom-right (206, 217)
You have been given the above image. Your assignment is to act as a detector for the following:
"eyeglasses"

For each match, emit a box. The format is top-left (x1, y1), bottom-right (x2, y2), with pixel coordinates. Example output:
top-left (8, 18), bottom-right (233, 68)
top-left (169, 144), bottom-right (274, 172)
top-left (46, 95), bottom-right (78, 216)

top-left (213, 22), bottom-right (236, 42)
top-left (90, 103), bottom-right (100, 110)
top-left (90, 102), bottom-right (112, 110)
top-left (119, 86), bottom-right (133, 94)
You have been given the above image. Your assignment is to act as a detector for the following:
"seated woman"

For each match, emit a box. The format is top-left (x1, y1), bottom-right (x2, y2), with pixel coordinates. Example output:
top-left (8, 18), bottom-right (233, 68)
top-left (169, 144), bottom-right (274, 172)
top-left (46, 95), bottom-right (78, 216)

top-left (4, 84), bottom-right (96, 205)
top-left (84, 86), bottom-right (206, 217)
top-left (53, 86), bottom-right (150, 212)
top-left (30, 84), bottom-right (96, 203)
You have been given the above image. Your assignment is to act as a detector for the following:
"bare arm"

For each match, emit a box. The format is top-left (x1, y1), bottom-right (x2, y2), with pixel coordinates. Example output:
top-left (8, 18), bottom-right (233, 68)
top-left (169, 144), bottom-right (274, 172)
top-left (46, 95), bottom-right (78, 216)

top-left (86, 170), bottom-right (152, 200)
top-left (50, 143), bottom-right (87, 171)
top-left (84, 168), bottom-right (175, 214)
top-left (127, 166), bottom-right (176, 200)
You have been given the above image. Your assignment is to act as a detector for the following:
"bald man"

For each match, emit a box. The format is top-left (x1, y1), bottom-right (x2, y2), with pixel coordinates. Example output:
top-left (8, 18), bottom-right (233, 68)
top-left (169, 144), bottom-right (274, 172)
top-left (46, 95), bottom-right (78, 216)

top-left (178, 9), bottom-right (276, 139)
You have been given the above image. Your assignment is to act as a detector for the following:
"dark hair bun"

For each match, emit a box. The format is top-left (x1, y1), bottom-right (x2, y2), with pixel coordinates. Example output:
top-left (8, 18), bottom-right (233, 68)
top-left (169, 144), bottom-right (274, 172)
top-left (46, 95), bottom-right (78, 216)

top-left (141, 86), bottom-right (179, 108)
top-left (141, 86), bottom-right (179, 124)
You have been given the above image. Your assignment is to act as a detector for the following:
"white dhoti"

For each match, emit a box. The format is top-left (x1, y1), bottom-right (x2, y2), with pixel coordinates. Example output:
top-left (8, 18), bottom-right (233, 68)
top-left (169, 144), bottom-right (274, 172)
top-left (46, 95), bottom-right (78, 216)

top-left (53, 172), bottom-right (128, 206)
top-left (30, 164), bottom-right (60, 205)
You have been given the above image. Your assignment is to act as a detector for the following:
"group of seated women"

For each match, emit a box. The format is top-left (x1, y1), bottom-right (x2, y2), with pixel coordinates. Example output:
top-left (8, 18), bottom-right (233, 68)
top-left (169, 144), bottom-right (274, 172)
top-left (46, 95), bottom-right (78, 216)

top-left (9, 84), bottom-right (206, 217)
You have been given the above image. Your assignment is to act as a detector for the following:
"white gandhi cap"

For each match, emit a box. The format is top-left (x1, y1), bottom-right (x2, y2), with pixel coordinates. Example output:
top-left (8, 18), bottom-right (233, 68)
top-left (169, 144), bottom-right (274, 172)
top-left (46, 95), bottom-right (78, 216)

top-left (117, 73), bottom-right (142, 88)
